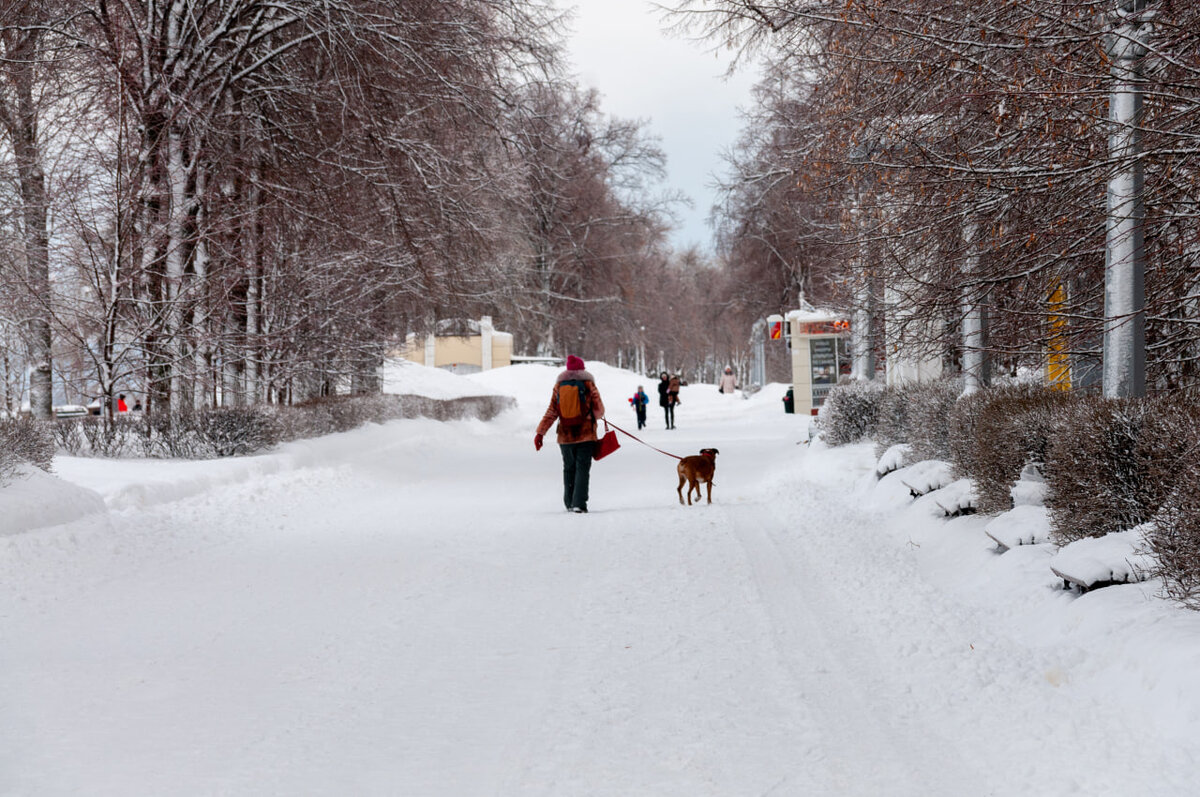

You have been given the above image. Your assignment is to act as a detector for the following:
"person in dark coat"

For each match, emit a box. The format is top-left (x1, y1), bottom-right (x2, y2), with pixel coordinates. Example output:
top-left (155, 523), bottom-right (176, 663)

top-left (629, 385), bottom-right (649, 429)
top-left (667, 374), bottom-right (681, 428)
top-left (534, 355), bottom-right (606, 513)
top-left (657, 372), bottom-right (673, 430)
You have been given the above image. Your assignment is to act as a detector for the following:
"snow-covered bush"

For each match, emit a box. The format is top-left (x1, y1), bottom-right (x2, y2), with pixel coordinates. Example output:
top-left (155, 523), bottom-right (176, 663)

top-left (1151, 457), bottom-right (1200, 609)
top-left (948, 388), bottom-right (988, 482)
top-left (905, 378), bottom-right (963, 463)
top-left (0, 418), bottom-right (54, 485)
top-left (873, 383), bottom-right (918, 458)
top-left (1044, 395), bottom-right (1196, 545)
top-left (818, 379), bottom-right (884, 446)
top-left (195, 408), bottom-right (281, 457)
top-left (962, 385), bottom-right (1070, 514)
top-left (53, 417), bottom-right (88, 455)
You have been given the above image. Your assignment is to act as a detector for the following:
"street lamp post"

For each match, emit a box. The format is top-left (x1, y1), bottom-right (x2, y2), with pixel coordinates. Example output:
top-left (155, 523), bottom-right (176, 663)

top-left (1103, 0), bottom-right (1153, 398)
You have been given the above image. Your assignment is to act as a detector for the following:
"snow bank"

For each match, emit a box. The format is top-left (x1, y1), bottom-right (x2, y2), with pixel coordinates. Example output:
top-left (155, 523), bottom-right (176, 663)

top-left (899, 459), bottom-right (954, 497)
top-left (875, 443), bottom-right (911, 477)
top-left (0, 464), bottom-right (105, 535)
top-left (53, 417), bottom-right (470, 512)
top-left (381, 358), bottom-right (505, 399)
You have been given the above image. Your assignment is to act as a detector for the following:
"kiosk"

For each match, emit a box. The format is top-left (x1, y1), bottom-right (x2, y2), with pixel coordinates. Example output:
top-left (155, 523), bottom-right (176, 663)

top-left (786, 307), bottom-right (851, 416)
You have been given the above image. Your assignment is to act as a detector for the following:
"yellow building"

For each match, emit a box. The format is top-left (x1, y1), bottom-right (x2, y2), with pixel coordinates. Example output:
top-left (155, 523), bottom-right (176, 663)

top-left (397, 316), bottom-right (513, 374)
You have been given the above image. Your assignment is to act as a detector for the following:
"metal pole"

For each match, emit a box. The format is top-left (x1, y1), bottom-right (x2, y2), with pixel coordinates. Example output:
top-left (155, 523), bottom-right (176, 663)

top-left (750, 319), bottom-right (766, 389)
top-left (961, 220), bottom-right (988, 395)
top-left (1103, 0), bottom-right (1151, 398)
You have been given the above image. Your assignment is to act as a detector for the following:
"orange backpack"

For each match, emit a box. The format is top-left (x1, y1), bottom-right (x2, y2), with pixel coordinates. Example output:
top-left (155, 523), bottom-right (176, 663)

top-left (556, 379), bottom-right (591, 430)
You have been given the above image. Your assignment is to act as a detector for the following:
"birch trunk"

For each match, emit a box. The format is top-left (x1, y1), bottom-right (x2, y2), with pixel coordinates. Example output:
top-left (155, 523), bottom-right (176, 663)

top-left (9, 53), bottom-right (53, 419)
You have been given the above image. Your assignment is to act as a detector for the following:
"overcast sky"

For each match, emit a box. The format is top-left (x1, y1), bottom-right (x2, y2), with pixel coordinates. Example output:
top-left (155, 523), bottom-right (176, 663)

top-left (560, 0), bottom-right (759, 254)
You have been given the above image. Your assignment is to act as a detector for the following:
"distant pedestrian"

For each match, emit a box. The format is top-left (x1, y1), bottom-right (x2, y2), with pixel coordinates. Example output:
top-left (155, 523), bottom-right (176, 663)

top-left (117, 394), bottom-right (128, 413)
top-left (132, 399), bottom-right (143, 412)
top-left (629, 385), bottom-right (649, 430)
top-left (667, 374), bottom-right (681, 428)
top-left (657, 372), bottom-right (674, 430)
top-left (719, 367), bottom-right (738, 395)
top-left (534, 355), bottom-right (606, 514)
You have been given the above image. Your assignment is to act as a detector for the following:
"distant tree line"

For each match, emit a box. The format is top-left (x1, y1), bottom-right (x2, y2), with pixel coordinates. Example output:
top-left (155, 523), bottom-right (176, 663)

top-left (674, 0), bottom-right (1200, 393)
top-left (2, 0), bottom-right (756, 422)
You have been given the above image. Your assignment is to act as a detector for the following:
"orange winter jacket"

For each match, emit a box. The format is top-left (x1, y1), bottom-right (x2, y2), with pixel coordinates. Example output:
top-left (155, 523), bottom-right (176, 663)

top-left (536, 369), bottom-right (606, 445)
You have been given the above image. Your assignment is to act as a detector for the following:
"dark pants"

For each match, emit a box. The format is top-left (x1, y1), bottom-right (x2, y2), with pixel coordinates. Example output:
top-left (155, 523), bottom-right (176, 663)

top-left (635, 406), bottom-right (647, 429)
top-left (560, 441), bottom-right (595, 511)
top-left (663, 404), bottom-right (675, 429)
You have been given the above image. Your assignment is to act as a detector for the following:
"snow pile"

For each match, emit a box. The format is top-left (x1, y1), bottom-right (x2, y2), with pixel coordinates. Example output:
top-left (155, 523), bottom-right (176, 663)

top-left (0, 464), bottom-right (105, 535)
top-left (1049, 525), bottom-right (1156, 590)
top-left (1010, 463), bottom-right (1048, 507)
top-left (927, 478), bottom-right (977, 517)
top-left (381, 358), bottom-right (505, 400)
top-left (875, 443), bottom-right (911, 478)
top-left (899, 459), bottom-right (954, 497)
top-left (985, 504), bottom-right (1053, 550)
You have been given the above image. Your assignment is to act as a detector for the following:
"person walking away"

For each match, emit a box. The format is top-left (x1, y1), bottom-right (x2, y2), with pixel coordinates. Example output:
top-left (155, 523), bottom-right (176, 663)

top-left (117, 394), bottom-right (128, 413)
top-left (657, 372), bottom-right (673, 430)
top-left (629, 385), bottom-right (649, 430)
top-left (718, 366), bottom-right (738, 395)
top-left (667, 374), bottom-right (681, 428)
top-left (534, 355), bottom-right (606, 513)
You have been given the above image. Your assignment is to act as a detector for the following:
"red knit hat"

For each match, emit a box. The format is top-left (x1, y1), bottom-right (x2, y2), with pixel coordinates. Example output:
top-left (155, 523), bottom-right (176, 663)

top-left (566, 355), bottom-right (585, 371)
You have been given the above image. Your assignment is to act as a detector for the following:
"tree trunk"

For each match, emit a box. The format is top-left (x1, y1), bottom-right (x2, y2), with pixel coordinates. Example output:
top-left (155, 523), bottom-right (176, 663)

top-left (11, 57), bottom-right (53, 419)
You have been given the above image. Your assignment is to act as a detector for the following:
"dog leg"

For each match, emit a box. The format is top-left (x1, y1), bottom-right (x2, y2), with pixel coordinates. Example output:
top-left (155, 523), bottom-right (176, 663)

top-left (677, 472), bottom-right (686, 505)
top-left (706, 480), bottom-right (712, 504)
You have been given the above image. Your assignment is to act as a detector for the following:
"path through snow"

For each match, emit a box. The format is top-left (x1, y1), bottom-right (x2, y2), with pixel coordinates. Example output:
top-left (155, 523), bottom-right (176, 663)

top-left (2, 367), bottom-right (1198, 795)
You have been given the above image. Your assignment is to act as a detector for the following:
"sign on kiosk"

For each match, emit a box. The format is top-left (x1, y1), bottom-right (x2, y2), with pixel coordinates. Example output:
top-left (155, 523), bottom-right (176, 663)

top-left (782, 306), bottom-right (851, 416)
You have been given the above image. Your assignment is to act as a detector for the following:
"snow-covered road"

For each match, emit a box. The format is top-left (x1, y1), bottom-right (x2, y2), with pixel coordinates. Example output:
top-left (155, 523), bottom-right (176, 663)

top-left (3, 365), bottom-right (1198, 795)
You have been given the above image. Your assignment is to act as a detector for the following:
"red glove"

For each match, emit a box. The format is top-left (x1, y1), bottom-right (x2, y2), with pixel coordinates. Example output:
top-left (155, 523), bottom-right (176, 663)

top-left (534, 433), bottom-right (544, 451)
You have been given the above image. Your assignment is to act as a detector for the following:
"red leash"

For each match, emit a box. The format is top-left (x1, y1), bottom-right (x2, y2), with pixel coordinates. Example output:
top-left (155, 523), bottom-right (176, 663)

top-left (602, 419), bottom-right (683, 461)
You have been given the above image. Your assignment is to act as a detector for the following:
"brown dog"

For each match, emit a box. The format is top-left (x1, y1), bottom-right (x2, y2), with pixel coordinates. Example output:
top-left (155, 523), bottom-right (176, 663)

top-left (677, 448), bottom-right (719, 505)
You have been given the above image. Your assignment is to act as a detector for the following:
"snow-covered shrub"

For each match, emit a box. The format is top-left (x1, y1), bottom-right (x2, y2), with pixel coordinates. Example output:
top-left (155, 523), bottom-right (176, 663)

top-left (1151, 457), bottom-right (1200, 609)
top-left (873, 383), bottom-right (919, 458)
top-left (76, 415), bottom-right (145, 457)
top-left (818, 379), bottom-right (884, 446)
top-left (948, 388), bottom-right (988, 481)
top-left (53, 417), bottom-right (88, 455)
top-left (140, 412), bottom-right (206, 459)
top-left (905, 378), bottom-right (964, 463)
top-left (965, 385), bottom-right (1070, 514)
top-left (195, 407), bottom-right (281, 457)
top-left (1044, 395), bottom-right (1197, 545)
top-left (0, 418), bottom-right (54, 485)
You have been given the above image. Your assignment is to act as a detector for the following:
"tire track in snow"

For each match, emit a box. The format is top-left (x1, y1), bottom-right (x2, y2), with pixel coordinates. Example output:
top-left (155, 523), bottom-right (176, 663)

top-left (726, 490), bottom-right (986, 796)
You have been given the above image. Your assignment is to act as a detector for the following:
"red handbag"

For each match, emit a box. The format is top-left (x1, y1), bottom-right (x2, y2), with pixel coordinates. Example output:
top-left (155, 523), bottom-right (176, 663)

top-left (593, 420), bottom-right (620, 461)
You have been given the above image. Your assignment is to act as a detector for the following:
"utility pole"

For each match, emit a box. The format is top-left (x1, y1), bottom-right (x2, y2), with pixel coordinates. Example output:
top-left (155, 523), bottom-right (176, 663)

top-left (1103, 0), bottom-right (1153, 398)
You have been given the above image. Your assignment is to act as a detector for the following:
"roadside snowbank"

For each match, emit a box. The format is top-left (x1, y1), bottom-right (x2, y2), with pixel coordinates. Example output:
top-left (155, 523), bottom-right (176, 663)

top-left (381, 358), bottom-right (506, 399)
top-left (51, 417), bottom-right (486, 515)
top-left (847, 442), bottom-right (1200, 750)
top-left (0, 464), bottom-right (105, 536)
